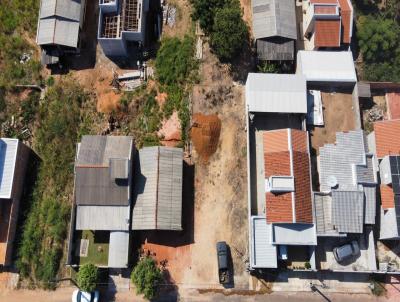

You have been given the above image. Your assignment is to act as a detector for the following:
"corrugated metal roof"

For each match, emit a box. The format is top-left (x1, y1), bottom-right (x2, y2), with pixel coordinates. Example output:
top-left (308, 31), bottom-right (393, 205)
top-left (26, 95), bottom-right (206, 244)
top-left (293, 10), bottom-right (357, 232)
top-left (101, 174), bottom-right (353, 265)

top-left (256, 38), bottom-right (294, 61)
top-left (37, 18), bottom-right (80, 47)
top-left (0, 139), bottom-right (19, 199)
top-left (250, 216), bottom-right (277, 269)
top-left (332, 190), bottom-right (364, 233)
top-left (252, 0), bottom-right (297, 40)
top-left (76, 205), bottom-right (130, 230)
top-left (77, 136), bottom-right (133, 166)
top-left (364, 185), bottom-right (376, 225)
top-left (314, 193), bottom-right (339, 235)
top-left (132, 147), bottom-right (183, 230)
top-left (75, 167), bottom-right (130, 206)
top-left (272, 223), bottom-right (317, 245)
top-left (296, 51), bottom-right (357, 82)
top-left (108, 231), bottom-right (130, 268)
top-left (246, 73), bottom-right (307, 113)
top-left (40, 0), bottom-right (81, 21)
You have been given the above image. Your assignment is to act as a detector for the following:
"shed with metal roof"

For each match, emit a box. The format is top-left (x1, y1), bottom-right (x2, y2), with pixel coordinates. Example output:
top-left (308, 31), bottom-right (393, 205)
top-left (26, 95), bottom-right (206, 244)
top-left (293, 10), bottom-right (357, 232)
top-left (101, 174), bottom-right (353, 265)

top-left (245, 73), bottom-right (307, 113)
top-left (296, 51), bottom-right (357, 83)
top-left (132, 147), bottom-right (183, 231)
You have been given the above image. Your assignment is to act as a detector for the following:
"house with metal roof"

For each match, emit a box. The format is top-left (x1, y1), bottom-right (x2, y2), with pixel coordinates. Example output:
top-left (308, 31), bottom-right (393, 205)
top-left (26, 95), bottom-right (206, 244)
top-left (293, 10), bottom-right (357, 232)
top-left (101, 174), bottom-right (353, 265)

top-left (302, 0), bottom-right (353, 50)
top-left (36, 0), bottom-right (87, 65)
top-left (67, 135), bottom-right (135, 268)
top-left (296, 51), bottom-right (357, 83)
top-left (252, 0), bottom-right (297, 61)
top-left (314, 130), bottom-right (377, 237)
top-left (98, 0), bottom-right (149, 57)
top-left (246, 73), bottom-right (307, 114)
top-left (132, 146), bottom-right (183, 231)
top-left (368, 120), bottom-right (400, 240)
top-left (0, 139), bottom-right (29, 266)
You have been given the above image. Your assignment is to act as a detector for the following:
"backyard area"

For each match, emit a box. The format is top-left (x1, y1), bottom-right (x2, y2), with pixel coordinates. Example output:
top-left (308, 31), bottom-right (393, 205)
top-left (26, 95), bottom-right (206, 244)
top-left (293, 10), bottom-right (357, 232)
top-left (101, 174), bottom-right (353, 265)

top-left (72, 231), bottom-right (110, 267)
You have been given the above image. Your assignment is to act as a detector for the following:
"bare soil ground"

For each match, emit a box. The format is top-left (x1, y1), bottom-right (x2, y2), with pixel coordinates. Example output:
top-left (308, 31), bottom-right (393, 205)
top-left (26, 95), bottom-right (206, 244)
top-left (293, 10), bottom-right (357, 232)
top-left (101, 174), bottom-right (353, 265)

top-left (183, 43), bottom-right (249, 288)
top-left (162, 0), bottom-right (192, 39)
top-left (310, 92), bottom-right (356, 154)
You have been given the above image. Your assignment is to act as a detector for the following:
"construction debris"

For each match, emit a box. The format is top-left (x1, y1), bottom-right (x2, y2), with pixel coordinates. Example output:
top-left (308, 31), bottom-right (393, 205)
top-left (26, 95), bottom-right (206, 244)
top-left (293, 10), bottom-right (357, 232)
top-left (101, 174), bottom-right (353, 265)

top-left (366, 106), bottom-right (384, 122)
top-left (162, 2), bottom-right (176, 27)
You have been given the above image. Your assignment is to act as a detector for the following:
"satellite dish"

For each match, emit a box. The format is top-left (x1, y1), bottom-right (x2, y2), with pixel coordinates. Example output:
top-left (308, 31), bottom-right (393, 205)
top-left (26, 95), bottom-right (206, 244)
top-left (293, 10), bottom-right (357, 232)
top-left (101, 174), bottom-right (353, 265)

top-left (327, 175), bottom-right (338, 188)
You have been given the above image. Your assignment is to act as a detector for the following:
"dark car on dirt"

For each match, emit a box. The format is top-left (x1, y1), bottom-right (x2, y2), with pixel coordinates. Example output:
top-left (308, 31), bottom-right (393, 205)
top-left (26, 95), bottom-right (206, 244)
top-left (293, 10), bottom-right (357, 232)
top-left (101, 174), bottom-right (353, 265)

top-left (216, 241), bottom-right (231, 285)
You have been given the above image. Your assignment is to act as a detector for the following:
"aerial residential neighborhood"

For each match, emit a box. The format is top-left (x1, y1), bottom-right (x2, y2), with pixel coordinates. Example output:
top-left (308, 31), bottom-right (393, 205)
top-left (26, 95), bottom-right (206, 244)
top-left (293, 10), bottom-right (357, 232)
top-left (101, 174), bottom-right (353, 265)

top-left (1, 0), bottom-right (400, 301)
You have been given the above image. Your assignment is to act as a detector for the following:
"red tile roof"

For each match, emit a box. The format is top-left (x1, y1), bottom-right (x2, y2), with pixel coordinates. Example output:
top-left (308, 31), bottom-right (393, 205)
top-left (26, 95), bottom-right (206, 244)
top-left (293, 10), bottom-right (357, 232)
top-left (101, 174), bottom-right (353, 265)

top-left (386, 93), bottom-right (400, 120)
top-left (338, 0), bottom-right (353, 44)
top-left (381, 184), bottom-right (395, 209)
top-left (314, 5), bottom-right (337, 14)
top-left (263, 130), bottom-right (288, 153)
top-left (315, 19), bottom-right (341, 48)
top-left (293, 151), bottom-right (313, 223)
top-left (263, 129), bottom-right (313, 224)
top-left (374, 119), bottom-right (400, 158)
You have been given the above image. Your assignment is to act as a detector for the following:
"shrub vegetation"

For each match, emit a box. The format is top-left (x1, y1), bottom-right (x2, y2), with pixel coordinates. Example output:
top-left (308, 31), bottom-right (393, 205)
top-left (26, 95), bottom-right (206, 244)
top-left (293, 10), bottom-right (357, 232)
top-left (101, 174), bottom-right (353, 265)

top-left (131, 257), bottom-right (163, 300)
top-left (77, 263), bottom-right (99, 293)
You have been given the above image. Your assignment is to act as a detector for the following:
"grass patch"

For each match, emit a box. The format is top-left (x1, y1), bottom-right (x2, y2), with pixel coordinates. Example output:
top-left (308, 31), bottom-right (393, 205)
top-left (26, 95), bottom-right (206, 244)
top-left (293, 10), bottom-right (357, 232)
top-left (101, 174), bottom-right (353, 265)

top-left (74, 231), bottom-right (109, 267)
top-left (16, 79), bottom-right (92, 289)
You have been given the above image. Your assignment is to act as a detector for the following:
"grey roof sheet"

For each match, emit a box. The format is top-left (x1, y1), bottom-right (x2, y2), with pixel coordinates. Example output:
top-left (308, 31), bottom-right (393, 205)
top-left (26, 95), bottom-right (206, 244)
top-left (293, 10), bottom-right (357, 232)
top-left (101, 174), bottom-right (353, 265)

top-left (40, 0), bottom-right (81, 21)
top-left (314, 193), bottom-right (339, 235)
top-left (364, 185), bottom-right (376, 225)
top-left (108, 231), bottom-right (130, 268)
top-left (272, 223), bottom-right (317, 245)
top-left (74, 136), bottom-right (133, 206)
top-left (245, 73), bottom-right (307, 113)
top-left (132, 147), bottom-right (183, 230)
top-left (332, 191), bottom-right (364, 233)
top-left (76, 205), bottom-right (130, 230)
top-left (0, 138), bottom-right (19, 199)
top-left (37, 18), bottom-right (80, 47)
top-left (77, 136), bottom-right (133, 166)
top-left (75, 167), bottom-right (129, 206)
top-left (250, 217), bottom-right (277, 269)
top-left (252, 0), bottom-right (297, 40)
top-left (256, 38), bottom-right (294, 61)
top-left (355, 155), bottom-right (376, 184)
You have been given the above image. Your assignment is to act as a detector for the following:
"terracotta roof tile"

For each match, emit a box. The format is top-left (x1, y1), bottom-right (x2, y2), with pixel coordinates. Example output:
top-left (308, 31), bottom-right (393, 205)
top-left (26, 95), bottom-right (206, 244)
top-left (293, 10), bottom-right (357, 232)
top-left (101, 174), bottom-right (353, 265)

top-left (263, 130), bottom-right (288, 153)
top-left (386, 93), bottom-right (400, 120)
top-left (293, 151), bottom-right (313, 223)
top-left (264, 151), bottom-right (291, 177)
top-left (338, 0), bottom-right (352, 44)
top-left (381, 184), bottom-right (395, 209)
top-left (374, 119), bottom-right (400, 158)
top-left (263, 129), bottom-right (313, 224)
top-left (314, 5), bottom-right (337, 14)
top-left (291, 129), bottom-right (308, 152)
top-left (266, 192), bottom-right (293, 223)
top-left (315, 19), bottom-right (341, 48)
top-left (311, 0), bottom-right (338, 4)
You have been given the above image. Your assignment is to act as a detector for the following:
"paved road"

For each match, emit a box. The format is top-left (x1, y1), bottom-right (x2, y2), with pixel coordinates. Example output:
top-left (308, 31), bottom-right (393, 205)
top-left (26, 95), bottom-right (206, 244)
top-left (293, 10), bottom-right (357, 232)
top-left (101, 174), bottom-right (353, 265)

top-left (0, 287), bottom-right (391, 302)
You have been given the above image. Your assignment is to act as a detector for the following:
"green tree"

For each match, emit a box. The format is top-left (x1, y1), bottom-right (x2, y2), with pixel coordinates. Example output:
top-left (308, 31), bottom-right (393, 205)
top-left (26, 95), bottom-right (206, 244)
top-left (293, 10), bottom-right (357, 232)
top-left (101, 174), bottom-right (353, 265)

top-left (209, 1), bottom-right (248, 61)
top-left (77, 263), bottom-right (99, 292)
top-left (357, 15), bottom-right (400, 63)
top-left (131, 257), bottom-right (162, 300)
top-left (190, 0), bottom-right (227, 34)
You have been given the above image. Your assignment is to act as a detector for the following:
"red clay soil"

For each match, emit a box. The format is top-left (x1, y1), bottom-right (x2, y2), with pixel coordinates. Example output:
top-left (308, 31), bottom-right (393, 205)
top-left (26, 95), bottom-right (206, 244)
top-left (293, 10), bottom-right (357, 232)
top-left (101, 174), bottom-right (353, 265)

top-left (158, 111), bottom-right (181, 147)
top-left (191, 113), bottom-right (221, 162)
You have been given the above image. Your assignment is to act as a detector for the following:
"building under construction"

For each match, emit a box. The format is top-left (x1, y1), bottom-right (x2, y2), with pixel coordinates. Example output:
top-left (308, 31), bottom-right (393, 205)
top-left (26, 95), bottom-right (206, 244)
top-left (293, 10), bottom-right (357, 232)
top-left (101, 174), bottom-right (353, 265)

top-left (98, 0), bottom-right (149, 56)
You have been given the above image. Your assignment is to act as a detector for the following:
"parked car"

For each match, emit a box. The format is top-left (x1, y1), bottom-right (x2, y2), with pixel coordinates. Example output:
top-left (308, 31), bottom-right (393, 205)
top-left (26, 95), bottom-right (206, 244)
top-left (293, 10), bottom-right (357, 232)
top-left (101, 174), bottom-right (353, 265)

top-left (216, 241), bottom-right (231, 285)
top-left (72, 290), bottom-right (99, 302)
top-left (333, 241), bottom-right (360, 262)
